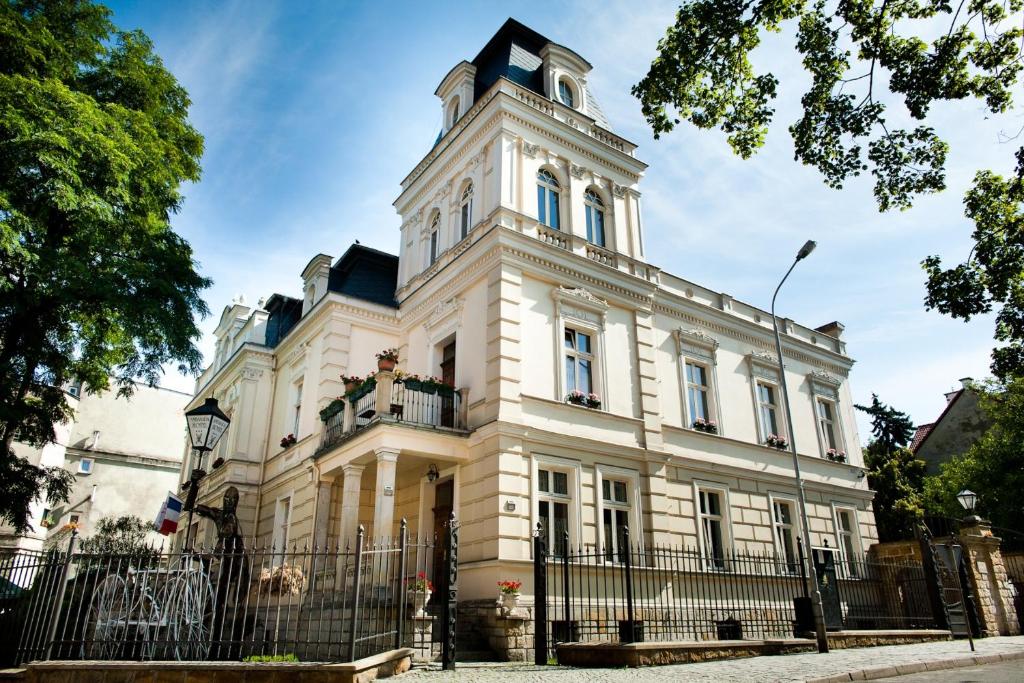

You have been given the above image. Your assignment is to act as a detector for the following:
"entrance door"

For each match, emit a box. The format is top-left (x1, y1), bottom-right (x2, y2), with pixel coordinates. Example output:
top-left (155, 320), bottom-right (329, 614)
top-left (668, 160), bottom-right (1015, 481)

top-left (813, 547), bottom-right (844, 630)
top-left (934, 543), bottom-right (974, 636)
top-left (431, 479), bottom-right (454, 601)
top-left (440, 341), bottom-right (456, 428)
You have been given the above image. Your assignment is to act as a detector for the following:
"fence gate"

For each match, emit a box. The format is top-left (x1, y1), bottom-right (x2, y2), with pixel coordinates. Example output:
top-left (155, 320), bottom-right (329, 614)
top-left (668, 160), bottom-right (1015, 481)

top-left (930, 542), bottom-right (975, 638)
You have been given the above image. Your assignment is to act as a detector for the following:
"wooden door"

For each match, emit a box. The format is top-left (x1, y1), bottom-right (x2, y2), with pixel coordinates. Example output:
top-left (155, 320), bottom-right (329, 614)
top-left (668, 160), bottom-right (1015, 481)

top-left (431, 479), bottom-right (454, 601)
top-left (440, 341), bottom-right (456, 428)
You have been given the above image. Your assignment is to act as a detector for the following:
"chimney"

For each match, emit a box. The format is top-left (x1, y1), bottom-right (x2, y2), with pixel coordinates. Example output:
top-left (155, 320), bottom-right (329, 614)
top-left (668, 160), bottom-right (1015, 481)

top-left (959, 377), bottom-right (974, 390)
top-left (815, 321), bottom-right (845, 339)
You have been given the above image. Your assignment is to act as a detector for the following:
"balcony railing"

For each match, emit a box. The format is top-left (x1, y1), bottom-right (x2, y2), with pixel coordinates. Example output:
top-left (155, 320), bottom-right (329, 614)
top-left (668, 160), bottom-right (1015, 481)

top-left (319, 375), bottom-right (467, 453)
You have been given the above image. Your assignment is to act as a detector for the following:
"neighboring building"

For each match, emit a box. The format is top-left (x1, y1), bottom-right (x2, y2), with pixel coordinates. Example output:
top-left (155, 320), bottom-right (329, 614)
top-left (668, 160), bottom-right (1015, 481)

top-left (911, 377), bottom-right (990, 475)
top-left (179, 19), bottom-right (874, 601)
top-left (0, 382), bottom-right (191, 553)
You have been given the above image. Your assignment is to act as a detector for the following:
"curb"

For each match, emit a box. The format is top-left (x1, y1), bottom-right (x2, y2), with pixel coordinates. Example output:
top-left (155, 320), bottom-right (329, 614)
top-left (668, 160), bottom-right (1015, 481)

top-left (805, 649), bottom-right (1024, 682)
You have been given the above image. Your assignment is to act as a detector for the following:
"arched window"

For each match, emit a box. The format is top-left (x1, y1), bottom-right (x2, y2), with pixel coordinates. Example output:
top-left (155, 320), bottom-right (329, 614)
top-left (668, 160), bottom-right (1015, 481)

top-left (447, 97), bottom-right (461, 129)
top-left (558, 79), bottom-right (575, 108)
top-left (459, 183), bottom-right (473, 240)
top-left (584, 189), bottom-right (605, 246)
top-left (537, 169), bottom-right (560, 229)
top-left (429, 211), bottom-right (440, 264)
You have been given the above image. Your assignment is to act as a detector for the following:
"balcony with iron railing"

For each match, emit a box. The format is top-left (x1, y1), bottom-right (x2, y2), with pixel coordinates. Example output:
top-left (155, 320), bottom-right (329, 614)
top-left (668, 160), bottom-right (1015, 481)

top-left (319, 371), bottom-right (468, 454)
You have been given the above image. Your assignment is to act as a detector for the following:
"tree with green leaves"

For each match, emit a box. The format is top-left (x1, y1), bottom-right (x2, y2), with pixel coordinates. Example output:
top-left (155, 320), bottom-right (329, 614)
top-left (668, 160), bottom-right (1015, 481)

top-left (634, 1), bottom-right (1024, 379)
top-left (0, 0), bottom-right (208, 533)
top-left (923, 378), bottom-right (1024, 540)
top-left (855, 395), bottom-right (926, 541)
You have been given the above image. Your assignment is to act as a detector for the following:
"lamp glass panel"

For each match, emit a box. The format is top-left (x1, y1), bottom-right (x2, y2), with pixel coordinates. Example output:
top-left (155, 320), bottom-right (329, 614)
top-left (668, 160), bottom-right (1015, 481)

top-left (205, 415), bottom-right (229, 450)
top-left (187, 414), bottom-right (212, 448)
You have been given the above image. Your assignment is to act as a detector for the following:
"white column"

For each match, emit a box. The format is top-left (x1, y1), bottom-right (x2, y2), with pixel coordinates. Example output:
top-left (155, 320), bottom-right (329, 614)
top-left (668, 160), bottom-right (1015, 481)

top-left (338, 463), bottom-right (364, 549)
top-left (372, 448), bottom-right (400, 540)
top-left (312, 474), bottom-right (335, 550)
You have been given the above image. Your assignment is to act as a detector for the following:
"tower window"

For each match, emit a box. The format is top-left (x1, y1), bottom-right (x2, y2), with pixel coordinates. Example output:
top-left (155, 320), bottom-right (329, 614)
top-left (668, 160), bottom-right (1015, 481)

top-left (537, 169), bottom-right (560, 230)
top-left (584, 189), bottom-right (605, 246)
top-left (429, 211), bottom-right (440, 264)
top-left (447, 96), bottom-right (461, 128)
top-left (558, 79), bottom-right (575, 108)
top-left (459, 183), bottom-right (473, 239)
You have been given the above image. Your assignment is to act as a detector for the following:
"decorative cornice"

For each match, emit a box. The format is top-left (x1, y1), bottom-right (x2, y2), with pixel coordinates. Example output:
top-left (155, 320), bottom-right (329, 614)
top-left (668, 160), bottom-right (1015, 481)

top-left (553, 285), bottom-right (609, 310)
top-left (674, 328), bottom-right (719, 362)
top-left (748, 351), bottom-right (781, 382)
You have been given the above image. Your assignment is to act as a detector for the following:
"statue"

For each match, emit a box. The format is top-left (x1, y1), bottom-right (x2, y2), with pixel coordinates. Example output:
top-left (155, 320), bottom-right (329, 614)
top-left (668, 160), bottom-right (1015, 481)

top-left (195, 485), bottom-right (245, 553)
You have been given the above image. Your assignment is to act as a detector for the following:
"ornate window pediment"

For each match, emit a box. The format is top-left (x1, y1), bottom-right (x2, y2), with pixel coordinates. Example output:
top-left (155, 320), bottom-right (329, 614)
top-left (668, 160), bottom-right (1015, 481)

top-left (747, 351), bottom-right (781, 383)
top-left (674, 328), bottom-right (718, 362)
top-left (809, 369), bottom-right (841, 400)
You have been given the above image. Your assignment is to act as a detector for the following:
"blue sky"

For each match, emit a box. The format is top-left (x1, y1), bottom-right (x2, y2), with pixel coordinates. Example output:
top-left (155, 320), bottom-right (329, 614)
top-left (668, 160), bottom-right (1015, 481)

top-left (105, 0), bottom-right (1016, 437)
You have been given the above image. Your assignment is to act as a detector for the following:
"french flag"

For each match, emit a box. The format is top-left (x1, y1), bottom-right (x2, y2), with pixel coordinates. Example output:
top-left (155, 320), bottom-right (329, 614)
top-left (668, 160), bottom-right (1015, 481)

top-left (155, 492), bottom-right (184, 535)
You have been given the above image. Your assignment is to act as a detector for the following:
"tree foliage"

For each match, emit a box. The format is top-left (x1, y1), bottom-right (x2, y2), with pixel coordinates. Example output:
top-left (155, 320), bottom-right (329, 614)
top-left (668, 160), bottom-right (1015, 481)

top-left (922, 378), bottom-right (1024, 539)
top-left (635, 1), bottom-right (1024, 379)
top-left (855, 395), bottom-right (926, 541)
top-left (0, 0), bottom-right (208, 532)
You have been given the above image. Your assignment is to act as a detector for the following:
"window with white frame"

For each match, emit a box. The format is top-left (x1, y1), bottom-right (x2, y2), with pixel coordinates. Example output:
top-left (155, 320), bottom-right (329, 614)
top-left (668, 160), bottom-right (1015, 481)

top-left (429, 212), bottom-right (440, 264)
top-left (584, 188), bottom-right (605, 246)
top-left (756, 381), bottom-right (781, 441)
top-left (558, 78), bottom-right (576, 108)
top-left (771, 498), bottom-right (799, 574)
top-left (273, 496), bottom-right (291, 563)
top-left (537, 169), bottom-right (560, 229)
top-left (78, 458), bottom-right (94, 474)
top-left (686, 362), bottom-right (712, 423)
top-left (292, 381), bottom-right (303, 436)
top-left (553, 286), bottom-right (608, 404)
top-left (537, 467), bottom-right (571, 557)
top-left (459, 183), bottom-right (473, 240)
top-left (447, 96), bottom-right (460, 128)
top-left (601, 478), bottom-right (630, 562)
top-left (835, 507), bottom-right (861, 577)
top-left (564, 327), bottom-right (594, 395)
top-left (696, 485), bottom-right (729, 569)
top-left (675, 329), bottom-right (720, 431)
top-left (817, 399), bottom-right (838, 450)
top-left (810, 372), bottom-right (846, 458)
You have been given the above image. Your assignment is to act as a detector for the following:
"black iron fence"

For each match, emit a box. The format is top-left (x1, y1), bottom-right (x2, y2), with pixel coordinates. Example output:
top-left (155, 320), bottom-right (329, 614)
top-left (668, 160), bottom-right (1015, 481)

top-left (0, 519), bottom-right (456, 666)
top-left (534, 528), bottom-right (943, 659)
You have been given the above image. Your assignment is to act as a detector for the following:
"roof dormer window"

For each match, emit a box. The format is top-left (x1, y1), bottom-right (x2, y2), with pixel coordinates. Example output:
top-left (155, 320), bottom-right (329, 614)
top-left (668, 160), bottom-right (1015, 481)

top-left (447, 97), bottom-right (461, 129)
top-left (558, 78), bottom-right (576, 108)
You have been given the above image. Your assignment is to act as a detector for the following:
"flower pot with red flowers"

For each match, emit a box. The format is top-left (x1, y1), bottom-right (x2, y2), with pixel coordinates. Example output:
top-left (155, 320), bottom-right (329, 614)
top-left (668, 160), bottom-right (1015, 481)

top-left (826, 449), bottom-right (847, 463)
top-left (693, 418), bottom-right (719, 434)
top-left (585, 393), bottom-right (602, 409)
top-left (766, 434), bottom-right (789, 450)
top-left (407, 572), bottom-right (433, 616)
top-left (565, 390), bottom-right (587, 406)
top-left (376, 348), bottom-right (399, 372)
top-left (498, 580), bottom-right (522, 610)
top-left (341, 375), bottom-right (361, 394)
top-left (280, 434), bottom-right (297, 449)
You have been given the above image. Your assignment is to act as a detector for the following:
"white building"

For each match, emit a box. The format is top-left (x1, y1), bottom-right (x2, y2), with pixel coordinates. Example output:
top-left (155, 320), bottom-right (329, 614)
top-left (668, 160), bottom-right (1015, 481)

top-left (180, 18), bottom-right (874, 602)
top-left (1, 382), bottom-right (191, 553)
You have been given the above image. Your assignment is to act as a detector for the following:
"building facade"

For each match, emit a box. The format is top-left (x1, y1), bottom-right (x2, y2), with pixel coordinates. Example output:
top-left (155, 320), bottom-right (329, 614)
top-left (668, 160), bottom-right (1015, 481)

top-left (179, 19), bottom-right (875, 601)
top-left (1, 382), bottom-right (190, 553)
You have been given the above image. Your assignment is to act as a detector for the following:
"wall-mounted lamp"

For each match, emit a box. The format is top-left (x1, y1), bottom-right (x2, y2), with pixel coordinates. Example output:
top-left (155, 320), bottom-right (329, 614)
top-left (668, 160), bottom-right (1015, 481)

top-left (505, 500), bottom-right (516, 512)
top-left (857, 470), bottom-right (866, 480)
top-left (426, 463), bottom-right (440, 482)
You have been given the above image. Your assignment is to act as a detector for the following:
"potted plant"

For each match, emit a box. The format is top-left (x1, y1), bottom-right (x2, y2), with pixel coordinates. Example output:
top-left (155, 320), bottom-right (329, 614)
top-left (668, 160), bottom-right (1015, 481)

top-left (498, 579), bottom-right (522, 610)
top-left (280, 433), bottom-right (297, 449)
top-left (319, 397), bottom-right (345, 422)
top-left (212, 456), bottom-right (225, 470)
top-left (420, 377), bottom-right (440, 395)
top-left (826, 449), bottom-right (848, 463)
top-left (341, 374), bottom-right (361, 394)
top-left (565, 390), bottom-right (587, 406)
top-left (376, 348), bottom-right (399, 372)
top-left (766, 434), bottom-right (789, 450)
top-left (585, 392), bottom-right (602, 409)
top-left (693, 418), bottom-right (719, 434)
top-left (407, 572), bottom-right (433, 617)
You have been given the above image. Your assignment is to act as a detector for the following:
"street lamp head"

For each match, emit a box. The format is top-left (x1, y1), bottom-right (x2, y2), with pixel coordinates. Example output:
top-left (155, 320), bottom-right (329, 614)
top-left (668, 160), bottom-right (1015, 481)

top-left (796, 240), bottom-right (817, 261)
top-left (956, 489), bottom-right (978, 513)
top-left (185, 397), bottom-right (231, 454)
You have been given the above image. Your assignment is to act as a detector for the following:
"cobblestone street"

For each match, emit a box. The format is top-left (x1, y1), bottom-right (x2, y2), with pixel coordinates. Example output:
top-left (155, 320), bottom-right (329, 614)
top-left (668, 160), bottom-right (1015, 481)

top-left (405, 637), bottom-right (1024, 683)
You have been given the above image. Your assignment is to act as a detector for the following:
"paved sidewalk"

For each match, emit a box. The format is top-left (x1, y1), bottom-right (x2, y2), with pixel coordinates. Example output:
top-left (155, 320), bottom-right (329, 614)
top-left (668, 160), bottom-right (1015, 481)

top-left (405, 636), bottom-right (1024, 682)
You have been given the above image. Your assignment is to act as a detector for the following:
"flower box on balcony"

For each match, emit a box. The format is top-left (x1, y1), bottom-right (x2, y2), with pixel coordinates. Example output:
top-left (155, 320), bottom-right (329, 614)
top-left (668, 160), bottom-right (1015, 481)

top-left (319, 397), bottom-right (345, 423)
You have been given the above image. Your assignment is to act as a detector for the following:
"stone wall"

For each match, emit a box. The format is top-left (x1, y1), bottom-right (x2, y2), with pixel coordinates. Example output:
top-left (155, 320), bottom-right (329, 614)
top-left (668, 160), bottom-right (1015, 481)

top-left (457, 599), bottom-right (535, 662)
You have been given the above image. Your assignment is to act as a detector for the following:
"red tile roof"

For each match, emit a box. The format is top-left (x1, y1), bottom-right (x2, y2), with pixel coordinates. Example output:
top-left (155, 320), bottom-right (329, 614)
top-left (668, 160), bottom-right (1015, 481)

top-left (910, 424), bottom-right (934, 453)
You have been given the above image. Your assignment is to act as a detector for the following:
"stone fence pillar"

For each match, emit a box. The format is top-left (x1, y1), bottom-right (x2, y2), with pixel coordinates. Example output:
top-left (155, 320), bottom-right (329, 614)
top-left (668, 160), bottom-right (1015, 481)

top-left (957, 520), bottom-right (1020, 636)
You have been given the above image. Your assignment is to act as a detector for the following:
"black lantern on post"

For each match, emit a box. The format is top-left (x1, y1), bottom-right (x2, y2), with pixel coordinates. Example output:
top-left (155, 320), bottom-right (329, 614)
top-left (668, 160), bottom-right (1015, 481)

top-left (183, 397), bottom-right (231, 550)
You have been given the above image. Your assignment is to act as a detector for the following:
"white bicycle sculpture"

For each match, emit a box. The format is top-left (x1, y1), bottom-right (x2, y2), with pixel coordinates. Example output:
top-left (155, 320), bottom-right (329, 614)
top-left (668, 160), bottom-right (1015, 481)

top-left (84, 555), bottom-right (215, 661)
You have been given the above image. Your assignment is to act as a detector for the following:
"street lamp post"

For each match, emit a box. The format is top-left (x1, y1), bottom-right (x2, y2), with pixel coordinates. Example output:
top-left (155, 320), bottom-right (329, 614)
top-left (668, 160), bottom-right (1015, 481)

top-left (183, 397), bottom-right (231, 551)
top-left (771, 239), bottom-right (829, 654)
